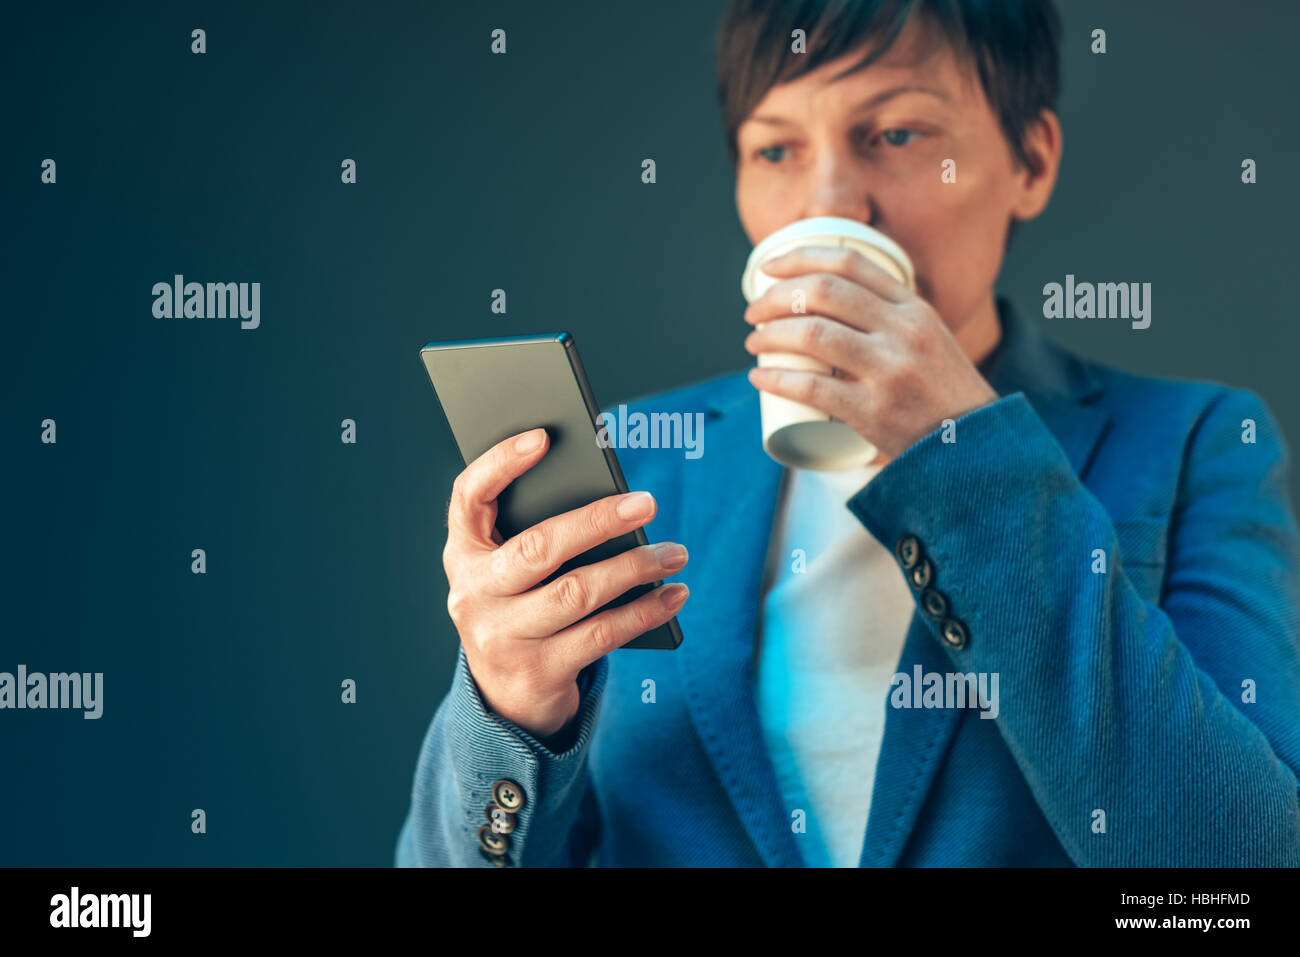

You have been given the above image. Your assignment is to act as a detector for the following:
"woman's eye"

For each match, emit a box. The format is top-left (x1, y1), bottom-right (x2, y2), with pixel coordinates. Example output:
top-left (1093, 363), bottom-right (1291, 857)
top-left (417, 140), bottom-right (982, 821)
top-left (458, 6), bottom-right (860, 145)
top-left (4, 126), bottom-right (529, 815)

top-left (757, 145), bottom-right (788, 163)
top-left (879, 128), bottom-right (918, 147)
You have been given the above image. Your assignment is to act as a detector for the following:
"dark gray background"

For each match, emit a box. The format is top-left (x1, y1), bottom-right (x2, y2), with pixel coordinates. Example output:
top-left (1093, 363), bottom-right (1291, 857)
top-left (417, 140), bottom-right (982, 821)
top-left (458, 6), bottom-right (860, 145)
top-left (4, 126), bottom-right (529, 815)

top-left (2, 0), bottom-right (1296, 865)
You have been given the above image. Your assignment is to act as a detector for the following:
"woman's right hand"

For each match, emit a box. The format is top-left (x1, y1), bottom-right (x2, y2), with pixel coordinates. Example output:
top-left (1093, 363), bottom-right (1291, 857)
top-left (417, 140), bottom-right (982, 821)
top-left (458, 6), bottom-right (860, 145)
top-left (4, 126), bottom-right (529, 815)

top-left (443, 427), bottom-right (690, 740)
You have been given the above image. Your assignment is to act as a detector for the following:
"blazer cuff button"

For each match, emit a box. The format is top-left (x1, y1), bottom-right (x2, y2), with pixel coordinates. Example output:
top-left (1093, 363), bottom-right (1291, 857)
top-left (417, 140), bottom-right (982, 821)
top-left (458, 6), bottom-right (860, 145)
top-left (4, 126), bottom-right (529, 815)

top-left (939, 618), bottom-right (969, 650)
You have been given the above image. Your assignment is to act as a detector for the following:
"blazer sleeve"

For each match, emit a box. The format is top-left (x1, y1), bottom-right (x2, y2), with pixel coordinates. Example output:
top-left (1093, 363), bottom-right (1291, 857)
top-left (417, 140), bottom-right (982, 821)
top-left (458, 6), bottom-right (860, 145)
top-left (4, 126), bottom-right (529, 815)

top-left (394, 643), bottom-right (608, 867)
top-left (845, 388), bottom-right (1300, 866)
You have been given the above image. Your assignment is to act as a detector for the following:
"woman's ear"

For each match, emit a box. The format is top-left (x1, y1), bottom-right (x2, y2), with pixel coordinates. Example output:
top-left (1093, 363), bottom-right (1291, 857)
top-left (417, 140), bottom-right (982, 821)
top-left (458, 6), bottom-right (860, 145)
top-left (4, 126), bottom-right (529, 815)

top-left (1010, 108), bottom-right (1063, 223)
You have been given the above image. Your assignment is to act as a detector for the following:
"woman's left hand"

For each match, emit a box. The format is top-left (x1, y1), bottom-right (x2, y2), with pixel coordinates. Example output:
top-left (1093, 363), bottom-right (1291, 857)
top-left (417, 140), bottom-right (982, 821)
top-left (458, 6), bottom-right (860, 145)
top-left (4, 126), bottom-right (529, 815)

top-left (742, 244), bottom-right (1000, 462)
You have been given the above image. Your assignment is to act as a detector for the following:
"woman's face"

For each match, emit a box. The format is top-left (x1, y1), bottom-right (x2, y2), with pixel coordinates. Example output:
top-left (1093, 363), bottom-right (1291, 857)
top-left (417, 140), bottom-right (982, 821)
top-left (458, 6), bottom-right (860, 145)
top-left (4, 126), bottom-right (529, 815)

top-left (733, 16), bottom-right (1060, 339)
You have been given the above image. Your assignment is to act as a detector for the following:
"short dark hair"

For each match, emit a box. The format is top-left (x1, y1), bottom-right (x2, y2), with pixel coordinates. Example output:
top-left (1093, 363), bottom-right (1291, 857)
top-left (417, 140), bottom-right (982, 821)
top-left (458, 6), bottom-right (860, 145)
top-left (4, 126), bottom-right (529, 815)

top-left (715, 0), bottom-right (1062, 248)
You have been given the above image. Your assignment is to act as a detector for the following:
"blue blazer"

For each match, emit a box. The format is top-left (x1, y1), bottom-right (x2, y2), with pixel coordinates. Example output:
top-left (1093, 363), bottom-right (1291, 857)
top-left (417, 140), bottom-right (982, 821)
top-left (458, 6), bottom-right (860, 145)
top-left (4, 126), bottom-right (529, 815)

top-left (396, 297), bottom-right (1300, 867)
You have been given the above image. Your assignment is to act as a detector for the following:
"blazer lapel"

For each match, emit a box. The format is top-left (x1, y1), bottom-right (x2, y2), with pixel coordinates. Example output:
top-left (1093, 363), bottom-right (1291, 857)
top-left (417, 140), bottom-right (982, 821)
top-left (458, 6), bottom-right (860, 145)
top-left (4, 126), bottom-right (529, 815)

top-left (675, 380), bottom-right (804, 867)
top-left (674, 296), bottom-right (1110, 868)
top-left (980, 296), bottom-right (1111, 476)
top-left (858, 614), bottom-right (964, 866)
top-left (860, 297), bottom-right (1111, 866)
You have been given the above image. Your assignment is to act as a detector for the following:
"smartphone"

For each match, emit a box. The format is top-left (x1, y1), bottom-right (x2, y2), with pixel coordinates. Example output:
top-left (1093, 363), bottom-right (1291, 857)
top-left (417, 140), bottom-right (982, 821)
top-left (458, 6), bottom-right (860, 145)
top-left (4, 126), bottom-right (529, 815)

top-left (420, 332), bottom-right (683, 650)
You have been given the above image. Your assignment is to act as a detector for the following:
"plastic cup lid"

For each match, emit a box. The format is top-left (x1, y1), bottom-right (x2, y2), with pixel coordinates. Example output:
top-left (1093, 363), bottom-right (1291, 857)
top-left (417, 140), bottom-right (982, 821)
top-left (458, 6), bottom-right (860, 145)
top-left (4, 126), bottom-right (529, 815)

top-left (741, 216), bottom-right (915, 300)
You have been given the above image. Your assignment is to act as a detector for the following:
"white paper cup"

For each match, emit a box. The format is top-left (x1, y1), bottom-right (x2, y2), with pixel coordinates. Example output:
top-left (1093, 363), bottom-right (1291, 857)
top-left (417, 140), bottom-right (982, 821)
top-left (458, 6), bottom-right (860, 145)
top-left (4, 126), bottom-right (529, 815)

top-left (741, 216), bottom-right (916, 470)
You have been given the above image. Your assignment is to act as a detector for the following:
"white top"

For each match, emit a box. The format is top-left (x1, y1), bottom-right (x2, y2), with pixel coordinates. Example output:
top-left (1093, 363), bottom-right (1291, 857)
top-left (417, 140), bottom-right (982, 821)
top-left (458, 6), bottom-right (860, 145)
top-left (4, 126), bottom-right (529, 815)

top-left (754, 462), bottom-right (916, 867)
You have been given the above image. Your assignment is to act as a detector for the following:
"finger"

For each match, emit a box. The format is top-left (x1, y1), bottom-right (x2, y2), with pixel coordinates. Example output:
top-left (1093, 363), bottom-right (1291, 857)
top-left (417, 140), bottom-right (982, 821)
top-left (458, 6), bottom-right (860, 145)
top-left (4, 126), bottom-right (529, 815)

top-left (756, 244), bottom-right (911, 304)
top-left (483, 489), bottom-right (659, 597)
top-left (546, 582), bottom-right (690, 673)
top-left (513, 541), bottom-right (689, 638)
top-left (447, 428), bottom-right (550, 550)
top-left (743, 315), bottom-right (877, 378)
top-left (744, 271), bottom-right (893, 334)
top-left (747, 366), bottom-right (866, 426)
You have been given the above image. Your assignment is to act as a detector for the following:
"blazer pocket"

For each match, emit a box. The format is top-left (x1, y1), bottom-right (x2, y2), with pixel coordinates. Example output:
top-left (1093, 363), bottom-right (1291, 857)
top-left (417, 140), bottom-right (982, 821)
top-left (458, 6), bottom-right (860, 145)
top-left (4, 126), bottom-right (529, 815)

top-left (1113, 518), bottom-right (1169, 600)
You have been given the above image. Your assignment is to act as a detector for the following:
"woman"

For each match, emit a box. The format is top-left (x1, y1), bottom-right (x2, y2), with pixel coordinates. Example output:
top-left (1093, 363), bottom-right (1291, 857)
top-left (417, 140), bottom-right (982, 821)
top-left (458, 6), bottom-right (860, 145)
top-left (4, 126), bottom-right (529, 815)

top-left (396, 0), bottom-right (1300, 867)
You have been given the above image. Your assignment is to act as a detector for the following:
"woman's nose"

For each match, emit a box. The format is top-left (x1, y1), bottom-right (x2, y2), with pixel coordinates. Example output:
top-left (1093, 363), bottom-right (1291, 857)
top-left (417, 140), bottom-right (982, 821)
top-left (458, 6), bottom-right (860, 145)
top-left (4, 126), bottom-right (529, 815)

top-left (803, 153), bottom-right (874, 224)
top-left (804, 202), bottom-right (872, 225)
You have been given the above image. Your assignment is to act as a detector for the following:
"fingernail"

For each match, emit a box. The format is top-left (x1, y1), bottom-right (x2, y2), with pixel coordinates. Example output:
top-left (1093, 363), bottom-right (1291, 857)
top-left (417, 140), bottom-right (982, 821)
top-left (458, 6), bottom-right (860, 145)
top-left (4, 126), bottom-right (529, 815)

top-left (616, 491), bottom-right (654, 519)
top-left (515, 429), bottom-right (543, 453)
top-left (660, 582), bottom-right (689, 607)
top-left (655, 543), bottom-right (687, 569)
